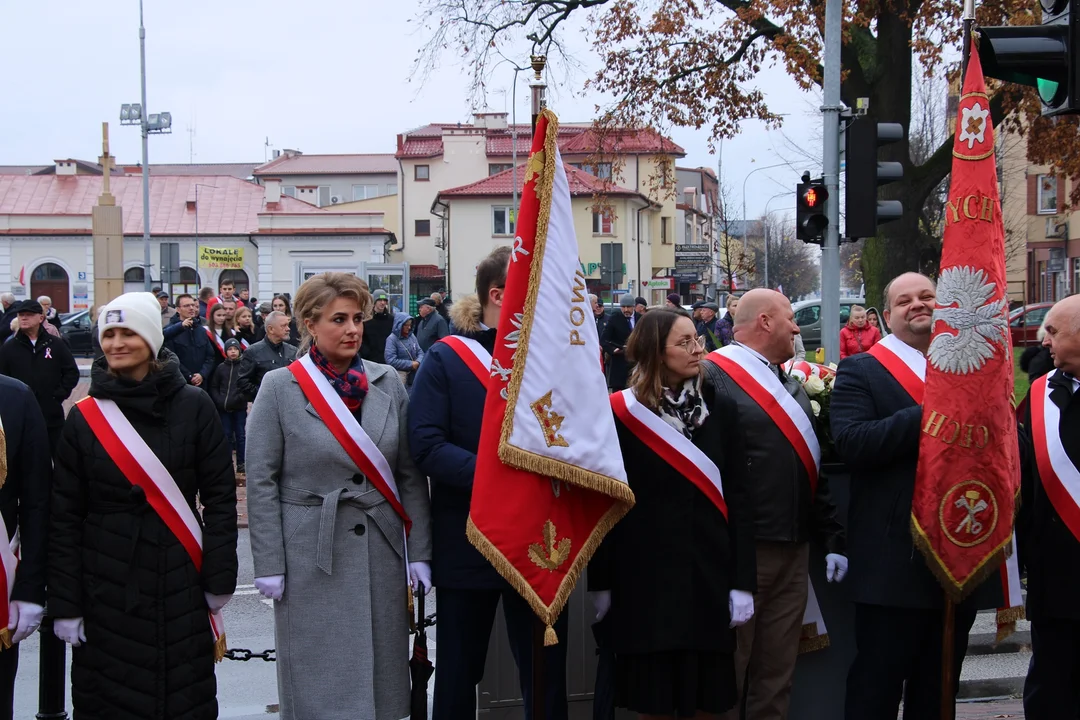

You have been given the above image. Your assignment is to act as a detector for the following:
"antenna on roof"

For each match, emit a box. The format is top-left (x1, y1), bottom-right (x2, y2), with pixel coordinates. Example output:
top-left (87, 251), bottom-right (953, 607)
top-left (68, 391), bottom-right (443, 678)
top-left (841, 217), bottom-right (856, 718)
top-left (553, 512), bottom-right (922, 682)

top-left (264, 136), bottom-right (272, 162)
top-left (186, 122), bottom-right (196, 163)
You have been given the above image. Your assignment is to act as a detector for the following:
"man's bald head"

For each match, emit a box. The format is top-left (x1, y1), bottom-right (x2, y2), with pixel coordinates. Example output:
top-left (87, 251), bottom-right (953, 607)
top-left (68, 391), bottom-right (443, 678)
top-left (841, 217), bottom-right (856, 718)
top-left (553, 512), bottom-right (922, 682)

top-left (732, 289), bottom-right (800, 364)
top-left (1044, 295), bottom-right (1080, 376)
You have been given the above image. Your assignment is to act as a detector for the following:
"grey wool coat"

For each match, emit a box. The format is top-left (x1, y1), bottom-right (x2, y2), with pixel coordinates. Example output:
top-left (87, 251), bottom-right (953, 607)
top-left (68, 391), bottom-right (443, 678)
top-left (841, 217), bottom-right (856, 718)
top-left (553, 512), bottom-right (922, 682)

top-left (246, 359), bottom-right (432, 720)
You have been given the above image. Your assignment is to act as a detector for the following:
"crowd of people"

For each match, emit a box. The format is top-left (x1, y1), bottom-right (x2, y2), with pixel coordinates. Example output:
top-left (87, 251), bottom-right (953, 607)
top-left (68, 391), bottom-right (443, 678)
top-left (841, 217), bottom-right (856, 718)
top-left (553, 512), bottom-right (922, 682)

top-left (0, 256), bottom-right (1076, 720)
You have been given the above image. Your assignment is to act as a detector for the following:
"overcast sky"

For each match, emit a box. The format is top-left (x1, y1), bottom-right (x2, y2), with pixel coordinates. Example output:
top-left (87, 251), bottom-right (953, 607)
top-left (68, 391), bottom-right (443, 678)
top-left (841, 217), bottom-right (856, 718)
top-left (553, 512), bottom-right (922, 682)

top-left (0, 0), bottom-right (823, 222)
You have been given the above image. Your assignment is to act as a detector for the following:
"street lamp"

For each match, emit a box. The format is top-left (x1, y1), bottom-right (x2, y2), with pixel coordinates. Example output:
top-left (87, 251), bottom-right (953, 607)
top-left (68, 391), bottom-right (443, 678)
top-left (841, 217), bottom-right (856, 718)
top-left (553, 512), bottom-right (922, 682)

top-left (741, 162), bottom-right (794, 250)
top-left (119, 0), bottom-right (171, 291)
top-left (761, 192), bottom-right (795, 288)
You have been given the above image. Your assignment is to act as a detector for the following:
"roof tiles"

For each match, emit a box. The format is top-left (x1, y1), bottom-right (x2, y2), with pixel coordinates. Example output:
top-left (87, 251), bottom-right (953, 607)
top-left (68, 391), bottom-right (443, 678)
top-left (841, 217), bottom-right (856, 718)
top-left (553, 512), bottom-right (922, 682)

top-left (253, 153), bottom-right (398, 176)
top-left (437, 162), bottom-right (643, 199)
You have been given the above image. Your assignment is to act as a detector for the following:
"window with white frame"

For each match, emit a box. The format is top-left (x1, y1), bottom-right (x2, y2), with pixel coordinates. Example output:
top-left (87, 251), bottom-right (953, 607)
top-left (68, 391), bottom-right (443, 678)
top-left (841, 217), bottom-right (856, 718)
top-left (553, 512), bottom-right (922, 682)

top-left (318, 186), bottom-right (332, 207)
top-left (415, 165), bottom-right (430, 181)
top-left (352, 184), bottom-right (379, 201)
top-left (492, 206), bottom-right (515, 236)
top-left (1038, 175), bottom-right (1058, 214)
top-left (387, 183), bottom-right (398, 196)
top-left (592, 208), bottom-right (614, 235)
top-left (282, 186), bottom-right (297, 198)
top-left (573, 162), bottom-right (613, 180)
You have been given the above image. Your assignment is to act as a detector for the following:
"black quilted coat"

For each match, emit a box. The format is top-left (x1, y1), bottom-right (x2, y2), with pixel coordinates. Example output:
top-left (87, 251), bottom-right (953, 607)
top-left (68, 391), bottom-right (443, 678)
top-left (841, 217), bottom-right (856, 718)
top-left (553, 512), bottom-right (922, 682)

top-left (48, 352), bottom-right (238, 720)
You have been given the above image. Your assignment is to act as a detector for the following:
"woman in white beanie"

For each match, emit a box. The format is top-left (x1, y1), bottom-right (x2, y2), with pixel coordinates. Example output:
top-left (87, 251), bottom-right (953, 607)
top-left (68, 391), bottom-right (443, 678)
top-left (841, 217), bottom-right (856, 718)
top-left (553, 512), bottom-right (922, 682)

top-left (48, 291), bottom-right (238, 720)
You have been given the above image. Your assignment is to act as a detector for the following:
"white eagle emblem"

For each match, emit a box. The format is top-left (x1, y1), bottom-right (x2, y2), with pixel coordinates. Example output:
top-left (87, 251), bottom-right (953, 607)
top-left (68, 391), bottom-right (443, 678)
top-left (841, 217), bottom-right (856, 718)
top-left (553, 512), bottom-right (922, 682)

top-left (928, 266), bottom-right (1009, 375)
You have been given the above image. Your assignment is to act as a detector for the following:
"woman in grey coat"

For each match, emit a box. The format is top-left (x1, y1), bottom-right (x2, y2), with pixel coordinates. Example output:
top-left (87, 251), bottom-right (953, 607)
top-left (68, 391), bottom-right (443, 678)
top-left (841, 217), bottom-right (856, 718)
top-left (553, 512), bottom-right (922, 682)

top-left (246, 272), bottom-right (432, 720)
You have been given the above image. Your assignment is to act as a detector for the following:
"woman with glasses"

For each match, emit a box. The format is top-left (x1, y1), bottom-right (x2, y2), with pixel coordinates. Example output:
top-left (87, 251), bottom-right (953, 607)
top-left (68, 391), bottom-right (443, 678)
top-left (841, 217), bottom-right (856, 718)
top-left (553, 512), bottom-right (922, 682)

top-left (593, 308), bottom-right (756, 720)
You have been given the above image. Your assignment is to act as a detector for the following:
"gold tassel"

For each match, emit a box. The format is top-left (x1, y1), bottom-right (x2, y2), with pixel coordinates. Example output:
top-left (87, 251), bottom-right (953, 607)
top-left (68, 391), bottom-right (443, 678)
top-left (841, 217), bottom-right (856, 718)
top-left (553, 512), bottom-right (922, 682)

top-left (213, 633), bottom-right (227, 663)
top-left (798, 633), bottom-right (831, 654)
top-left (0, 422), bottom-right (7, 489)
top-left (543, 624), bottom-right (558, 646)
top-left (407, 585), bottom-right (416, 634)
top-left (0, 627), bottom-right (11, 652)
top-left (995, 606), bottom-right (1026, 644)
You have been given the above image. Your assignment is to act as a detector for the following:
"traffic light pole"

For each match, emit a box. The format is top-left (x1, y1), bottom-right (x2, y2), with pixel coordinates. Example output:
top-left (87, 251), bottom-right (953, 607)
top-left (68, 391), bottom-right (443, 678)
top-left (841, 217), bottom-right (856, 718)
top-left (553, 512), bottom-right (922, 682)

top-left (820, 0), bottom-right (843, 364)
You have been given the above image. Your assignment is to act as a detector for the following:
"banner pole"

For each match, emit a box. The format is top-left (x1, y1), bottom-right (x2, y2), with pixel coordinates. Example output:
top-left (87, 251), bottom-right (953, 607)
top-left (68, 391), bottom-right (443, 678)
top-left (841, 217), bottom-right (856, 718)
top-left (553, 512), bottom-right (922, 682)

top-left (940, 595), bottom-right (956, 720)
top-left (532, 616), bottom-right (546, 718)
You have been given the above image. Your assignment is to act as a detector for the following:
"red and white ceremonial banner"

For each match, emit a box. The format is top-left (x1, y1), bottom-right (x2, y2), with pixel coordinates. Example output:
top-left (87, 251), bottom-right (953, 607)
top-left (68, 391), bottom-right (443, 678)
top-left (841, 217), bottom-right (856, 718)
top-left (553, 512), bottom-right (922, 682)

top-left (78, 397), bottom-right (228, 661)
top-left (469, 109), bottom-right (634, 644)
top-left (913, 40), bottom-right (1020, 602)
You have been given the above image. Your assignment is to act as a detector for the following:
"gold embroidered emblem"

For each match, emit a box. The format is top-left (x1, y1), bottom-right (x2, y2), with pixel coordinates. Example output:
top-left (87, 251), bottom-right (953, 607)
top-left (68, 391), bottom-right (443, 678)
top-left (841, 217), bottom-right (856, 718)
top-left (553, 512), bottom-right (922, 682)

top-left (939, 480), bottom-right (999, 548)
top-left (530, 390), bottom-right (569, 447)
top-left (528, 520), bottom-right (571, 571)
top-left (525, 149), bottom-right (546, 187)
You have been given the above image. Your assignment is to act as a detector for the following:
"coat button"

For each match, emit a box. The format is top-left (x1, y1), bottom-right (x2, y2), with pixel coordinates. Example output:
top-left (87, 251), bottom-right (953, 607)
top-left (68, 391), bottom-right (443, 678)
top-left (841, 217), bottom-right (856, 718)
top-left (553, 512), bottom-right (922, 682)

top-left (351, 473), bottom-right (364, 485)
top-left (353, 524), bottom-right (366, 536)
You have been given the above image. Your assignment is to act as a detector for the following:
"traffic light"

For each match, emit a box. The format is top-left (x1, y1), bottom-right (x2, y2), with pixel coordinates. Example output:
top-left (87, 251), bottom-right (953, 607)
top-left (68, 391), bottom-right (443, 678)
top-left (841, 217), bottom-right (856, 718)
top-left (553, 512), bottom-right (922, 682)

top-left (796, 172), bottom-right (829, 244)
top-left (978, 0), bottom-right (1078, 115)
top-left (844, 120), bottom-right (904, 240)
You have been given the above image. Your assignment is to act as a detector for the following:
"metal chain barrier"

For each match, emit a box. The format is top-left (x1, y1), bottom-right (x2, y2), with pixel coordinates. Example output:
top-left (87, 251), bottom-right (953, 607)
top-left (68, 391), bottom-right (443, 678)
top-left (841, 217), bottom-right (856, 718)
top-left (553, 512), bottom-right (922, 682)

top-left (223, 648), bottom-right (276, 662)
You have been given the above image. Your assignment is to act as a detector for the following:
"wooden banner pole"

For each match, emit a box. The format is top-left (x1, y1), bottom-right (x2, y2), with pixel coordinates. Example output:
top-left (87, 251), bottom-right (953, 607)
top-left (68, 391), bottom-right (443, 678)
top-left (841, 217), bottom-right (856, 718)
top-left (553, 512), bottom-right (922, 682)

top-left (940, 595), bottom-right (957, 720)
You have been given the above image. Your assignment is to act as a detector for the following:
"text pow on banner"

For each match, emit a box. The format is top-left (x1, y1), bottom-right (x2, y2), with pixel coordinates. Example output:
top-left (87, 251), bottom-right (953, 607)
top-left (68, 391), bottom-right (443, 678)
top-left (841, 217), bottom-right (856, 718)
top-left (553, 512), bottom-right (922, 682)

top-left (468, 109), bottom-right (634, 644)
top-left (912, 41), bottom-right (1021, 610)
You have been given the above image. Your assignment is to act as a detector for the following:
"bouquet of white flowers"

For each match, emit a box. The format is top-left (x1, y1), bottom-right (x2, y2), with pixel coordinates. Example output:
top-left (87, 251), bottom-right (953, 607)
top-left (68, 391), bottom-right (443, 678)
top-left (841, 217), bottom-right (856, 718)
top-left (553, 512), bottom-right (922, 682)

top-left (784, 359), bottom-right (838, 462)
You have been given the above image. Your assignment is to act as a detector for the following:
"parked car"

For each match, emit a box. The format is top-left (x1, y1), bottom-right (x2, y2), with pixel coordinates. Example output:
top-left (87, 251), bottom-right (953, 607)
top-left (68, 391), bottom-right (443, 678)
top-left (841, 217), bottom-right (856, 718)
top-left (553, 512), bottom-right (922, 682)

top-left (1009, 302), bottom-right (1054, 347)
top-left (60, 309), bottom-right (93, 356)
top-left (792, 298), bottom-right (865, 350)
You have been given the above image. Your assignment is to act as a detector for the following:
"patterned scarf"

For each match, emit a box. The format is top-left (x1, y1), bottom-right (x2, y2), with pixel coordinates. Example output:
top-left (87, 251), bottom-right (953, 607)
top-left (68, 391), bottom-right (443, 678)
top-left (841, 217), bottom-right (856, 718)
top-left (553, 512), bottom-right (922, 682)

top-left (308, 344), bottom-right (369, 412)
top-left (659, 376), bottom-right (710, 439)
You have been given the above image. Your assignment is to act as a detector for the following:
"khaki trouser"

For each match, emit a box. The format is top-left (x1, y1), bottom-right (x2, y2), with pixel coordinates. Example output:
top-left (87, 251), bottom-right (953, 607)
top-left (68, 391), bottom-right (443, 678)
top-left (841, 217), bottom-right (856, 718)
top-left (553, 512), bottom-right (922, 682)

top-left (722, 541), bottom-right (810, 720)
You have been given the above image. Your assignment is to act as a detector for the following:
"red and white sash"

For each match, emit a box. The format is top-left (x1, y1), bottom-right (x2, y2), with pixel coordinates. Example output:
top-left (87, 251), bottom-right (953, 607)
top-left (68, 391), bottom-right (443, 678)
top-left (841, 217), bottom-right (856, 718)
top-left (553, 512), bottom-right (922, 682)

top-left (439, 336), bottom-right (492, 385)
top-left (289, 354), bottom-right (411, 534)
top-left (866, 334), bottom-right (925, 404)
top-left (1031, 371), bottom-right (1080, 542)
top-left (204, 327), bottom-right (227, 358)
top-left (0, 415), bottom-right (16, 651)
top-left (77, 397), bottom-right (226, 660)
top-left (708, 344), bottom-right (820, 492)
top-left (231, 328), bottom-right (250, 351)
top-left (610, 388), bottom-right (727, 520)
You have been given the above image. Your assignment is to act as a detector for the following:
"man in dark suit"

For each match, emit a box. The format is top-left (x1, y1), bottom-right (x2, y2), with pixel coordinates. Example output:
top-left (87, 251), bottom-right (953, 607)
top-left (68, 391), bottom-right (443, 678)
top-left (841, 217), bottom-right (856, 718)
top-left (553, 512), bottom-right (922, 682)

top-left (0, 375), bottom-right (52, 716)
top-left (601, 294), bottom-right (635, 391)
top-left (831, 272), bottom-right (1003, 720)
top-left (162, 293), bottom-right (215, 389)
top-left (1019, 294), bottom-right (1080, 717)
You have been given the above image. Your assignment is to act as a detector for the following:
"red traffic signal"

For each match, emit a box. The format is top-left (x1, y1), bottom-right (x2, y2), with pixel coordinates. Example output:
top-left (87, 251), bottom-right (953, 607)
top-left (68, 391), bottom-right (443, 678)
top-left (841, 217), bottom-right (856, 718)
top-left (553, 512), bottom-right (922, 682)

top-left (803, 187), bottom-right (823, 208)
top-left (796, 176), bottom-right (829, 244)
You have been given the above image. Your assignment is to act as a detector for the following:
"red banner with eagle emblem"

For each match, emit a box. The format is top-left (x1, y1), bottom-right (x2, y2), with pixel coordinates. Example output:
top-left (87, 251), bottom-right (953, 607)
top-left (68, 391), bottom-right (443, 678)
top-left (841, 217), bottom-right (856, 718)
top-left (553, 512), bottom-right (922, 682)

top-left (912, 42), bottom-right (1021, 602)
top-left (468, 109), bottom-right (634, 643)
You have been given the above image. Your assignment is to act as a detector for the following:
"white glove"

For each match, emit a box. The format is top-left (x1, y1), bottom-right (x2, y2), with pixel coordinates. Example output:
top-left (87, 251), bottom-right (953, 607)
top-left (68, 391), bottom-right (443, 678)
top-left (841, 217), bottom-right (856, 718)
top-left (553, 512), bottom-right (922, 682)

top-left (53, 617), bottom-right (86, 647)
top-left (408, 562), bottom-right (432, 594)
top-left (8, 601), bottom-right (43, 644)
top-left (728, 590), bottom-right (755, 628)
top-left (589, 591), bottom-right (611, 622)
top-left (204, 593), bottom-right (232, 613)
top-left (254, 575), bottom-right (285, 601)
top-left (825, 553), bottom-right (849, 583)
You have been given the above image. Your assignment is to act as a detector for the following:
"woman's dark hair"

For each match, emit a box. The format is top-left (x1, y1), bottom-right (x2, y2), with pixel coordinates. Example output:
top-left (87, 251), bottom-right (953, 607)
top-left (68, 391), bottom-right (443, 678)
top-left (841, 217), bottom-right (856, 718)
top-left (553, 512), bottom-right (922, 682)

top-left (272, 294), bottom-right (292, 315)
top-left (476, 246), bottom-right (511, 307)
top-left (626, 308), bottom-right (694, 411)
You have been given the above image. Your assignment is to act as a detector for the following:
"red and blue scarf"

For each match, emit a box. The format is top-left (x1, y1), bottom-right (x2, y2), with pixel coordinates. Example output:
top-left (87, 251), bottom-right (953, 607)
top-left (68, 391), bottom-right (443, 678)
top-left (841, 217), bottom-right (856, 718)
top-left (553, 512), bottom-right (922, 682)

top-left (308, 344), bottom-right (368, 412)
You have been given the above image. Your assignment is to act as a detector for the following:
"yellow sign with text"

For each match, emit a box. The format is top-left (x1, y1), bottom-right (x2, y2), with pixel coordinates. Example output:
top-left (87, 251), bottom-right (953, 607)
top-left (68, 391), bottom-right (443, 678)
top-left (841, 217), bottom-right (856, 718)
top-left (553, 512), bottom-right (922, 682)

top-left (198, 247), bottom-right (244, 270)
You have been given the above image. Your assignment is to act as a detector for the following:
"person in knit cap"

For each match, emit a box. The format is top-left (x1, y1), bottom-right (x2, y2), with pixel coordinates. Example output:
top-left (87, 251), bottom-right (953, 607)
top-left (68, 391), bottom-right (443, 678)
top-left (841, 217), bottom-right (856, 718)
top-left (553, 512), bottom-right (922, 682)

top-left (49, 291), bottom-right (238, 719)
top-left (210, 337), bottom-right (248, 475)
top-left (666, 292), bottom-right (682, 309)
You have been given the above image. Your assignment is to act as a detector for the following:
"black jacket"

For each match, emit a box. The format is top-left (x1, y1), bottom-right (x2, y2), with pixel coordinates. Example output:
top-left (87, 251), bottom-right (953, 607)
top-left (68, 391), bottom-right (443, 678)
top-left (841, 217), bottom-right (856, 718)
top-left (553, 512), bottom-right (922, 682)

top-left (209, 357), bottom-right (246, 413)
top-left (163, 319), bottom-right (215, 385)
top-left (0, 330), bottom-right (79, 428)
top-left (49, 352), bottom-right (238, 720)
top-left (237, 338), bottom-right (298, 402)
top-left (601, 312), bottom-right (633, 390)
top-left (408, 294), bottom-right (504, 588)
top-left (360, 309), bottom-right (395, 363)
top-left (1018, 370), bottom-right (1080, 620)
top-left (1020, 345), bottom-right (1055, 385)
top-left (0, 376), bottom-right (52, 606)
top-left (594, 310), bottom-right (609, 341)
top-left (233, 326), bottom-right (258, 349)
top-left (702, 356), bottom-right (845, 555)
top-left (831, 351), bottom-right (1003, 610)
top-left (589, 383), bottom-right (755, 654)
top-left (0, 304), bottom-right (17, 343)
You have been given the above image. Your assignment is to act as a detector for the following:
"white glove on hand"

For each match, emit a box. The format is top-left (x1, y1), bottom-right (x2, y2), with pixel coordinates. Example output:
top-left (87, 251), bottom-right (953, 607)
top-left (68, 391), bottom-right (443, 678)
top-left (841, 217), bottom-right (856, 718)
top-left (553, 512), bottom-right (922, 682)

top-left (588, 591), bottom-right (611, 622)
top-left (728, 590), bottom-right (755, 628)
top-left (825, 553), bottom-right (849, 583)
top-left (8, 601), bottom-right (43, 644)
top-left (408, 562), bottom-right (432, 594)
top-left (204, 593), bottom-right (232, 613)
top-left (53, 618), bottom-right (86, 647)
top-left (254, 575), bottom-right (285, 602)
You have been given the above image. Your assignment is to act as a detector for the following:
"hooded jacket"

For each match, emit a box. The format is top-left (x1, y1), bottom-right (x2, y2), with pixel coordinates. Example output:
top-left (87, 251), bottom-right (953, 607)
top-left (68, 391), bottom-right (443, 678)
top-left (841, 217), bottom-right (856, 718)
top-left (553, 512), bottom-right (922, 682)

top-left (210, 355), bottom-right (247, 413)
top-left (408, 295), bottom-right (503, 587)
top-left (384, 313), bottom-right (425, 373)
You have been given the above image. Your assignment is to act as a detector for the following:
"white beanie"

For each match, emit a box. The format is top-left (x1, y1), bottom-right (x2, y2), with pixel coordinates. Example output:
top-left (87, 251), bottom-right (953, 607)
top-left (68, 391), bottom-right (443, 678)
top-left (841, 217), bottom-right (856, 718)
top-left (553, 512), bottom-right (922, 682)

top-left (98, 292), bottom-right (165, 356)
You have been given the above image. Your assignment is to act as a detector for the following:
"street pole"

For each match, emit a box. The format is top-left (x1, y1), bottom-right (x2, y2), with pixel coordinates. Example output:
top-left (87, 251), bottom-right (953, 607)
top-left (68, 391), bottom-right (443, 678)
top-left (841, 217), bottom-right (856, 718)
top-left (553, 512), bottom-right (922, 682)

top-left (820, 0), bottom-right (843, 363)
top-left (741, 162), bottom-right (789, 250)
top-left (139, 0), bottom-right (152, 291)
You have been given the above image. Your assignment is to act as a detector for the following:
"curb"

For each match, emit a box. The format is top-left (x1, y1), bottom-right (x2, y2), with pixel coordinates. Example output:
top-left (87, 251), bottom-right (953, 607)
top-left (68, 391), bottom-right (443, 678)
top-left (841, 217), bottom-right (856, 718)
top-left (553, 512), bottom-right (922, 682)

top-left (958, 677), bottom-right (1025, 700)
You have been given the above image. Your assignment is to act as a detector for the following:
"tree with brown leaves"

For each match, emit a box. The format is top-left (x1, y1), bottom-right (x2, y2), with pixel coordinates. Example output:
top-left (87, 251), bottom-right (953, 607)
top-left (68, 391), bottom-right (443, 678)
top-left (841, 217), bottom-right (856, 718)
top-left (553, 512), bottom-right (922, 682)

top-left (414, 0), bottom-right (1066, 307)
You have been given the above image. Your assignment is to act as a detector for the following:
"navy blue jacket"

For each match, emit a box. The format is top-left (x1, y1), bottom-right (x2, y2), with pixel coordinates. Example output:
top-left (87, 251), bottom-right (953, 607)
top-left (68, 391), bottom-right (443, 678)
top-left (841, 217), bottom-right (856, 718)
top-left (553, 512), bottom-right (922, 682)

top-left (163, 320), bottom-right (215, 385)
top-left (408, 296), bottom-right (502, 588)
top-left (831, 350), bottom-right (1003, 610)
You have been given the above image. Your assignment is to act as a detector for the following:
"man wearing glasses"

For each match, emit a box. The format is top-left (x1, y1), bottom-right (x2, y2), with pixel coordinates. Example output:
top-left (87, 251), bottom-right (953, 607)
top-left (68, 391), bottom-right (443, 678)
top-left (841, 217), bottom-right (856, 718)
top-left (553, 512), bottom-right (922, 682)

top-left (701, 289), bottom-right (847, 720)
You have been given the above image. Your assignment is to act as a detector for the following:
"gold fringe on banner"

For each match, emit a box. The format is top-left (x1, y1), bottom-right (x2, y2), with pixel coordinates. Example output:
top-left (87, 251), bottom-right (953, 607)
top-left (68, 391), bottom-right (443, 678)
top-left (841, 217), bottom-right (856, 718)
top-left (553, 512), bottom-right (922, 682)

top-left (995, 605), bottom-right (1026, 644)
top-left (798, 622), bottom-right (830, 654)
top-left (213, 633), bottom-right (227, 663)
top-left (0, 422), bottom-right (8, 489)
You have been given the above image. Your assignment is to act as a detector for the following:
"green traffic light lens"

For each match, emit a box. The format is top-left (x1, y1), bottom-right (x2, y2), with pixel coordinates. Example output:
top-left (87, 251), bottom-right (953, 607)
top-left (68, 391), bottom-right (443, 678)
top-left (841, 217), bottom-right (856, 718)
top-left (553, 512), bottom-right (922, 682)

top-left (1038, 77), bottom-right (1067, 107)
